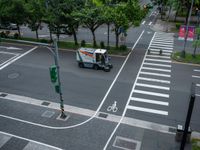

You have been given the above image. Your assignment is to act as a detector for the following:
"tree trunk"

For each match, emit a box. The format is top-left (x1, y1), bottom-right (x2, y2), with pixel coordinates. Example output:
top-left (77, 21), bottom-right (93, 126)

top-left (49, 30), bottom-right (53, 42)
top-left (91, 30), bottom-right (97, 47)
top-left (107, 23), bottom-right (110, 50)
top-left (115, 29), bottom-right (119, 48)
top-left (185, 6), bottom-right (190, 25)
top-left (174, 5), bottom-right (180, 22)
top-left (36, 29), bottom-right (39, 40)
top-left (17, 24), bottom-right (21, 37)
top-left (72, 28), bottom-right (78, 45)
top-left (193, 35), bottom-right (199, 57)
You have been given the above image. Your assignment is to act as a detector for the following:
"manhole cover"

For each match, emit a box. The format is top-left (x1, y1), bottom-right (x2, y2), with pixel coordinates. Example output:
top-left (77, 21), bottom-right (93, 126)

top-left (98, 113), bottom-right (108, 118)
top-left (41, 101), bottom-right (50, 106)
top-left (113, 136), bottom-right (141, 150)
top-left (41, 111), bottom-right (55, 118)
top-left (8, 73), bottom-right (19, 79)
top-left (56, 113), bottom-right (70, 121)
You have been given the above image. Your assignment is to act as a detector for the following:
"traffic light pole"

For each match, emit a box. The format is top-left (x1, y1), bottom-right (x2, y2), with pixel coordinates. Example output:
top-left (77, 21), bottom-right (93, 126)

top-left (52, 39), bottom-right (66, 119)
top-left (180, 83), bottom-right (196, 150)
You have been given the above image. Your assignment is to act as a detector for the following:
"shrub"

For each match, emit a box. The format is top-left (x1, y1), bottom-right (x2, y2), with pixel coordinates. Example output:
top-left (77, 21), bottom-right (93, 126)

top-left (81, 40), bottom-right (86, 47)
top-left (40, 39), bottom-right (48, 43)
top-left (176, 23), bottom-right (181, 29)
top-left (100, 41), bottom-right (105, 49)
top-left (0, 32), bottom-right (7, 38)
top-left (13, 33), bottom-right (19, 39)
top-left (119, 45), bottom-right (127, 51)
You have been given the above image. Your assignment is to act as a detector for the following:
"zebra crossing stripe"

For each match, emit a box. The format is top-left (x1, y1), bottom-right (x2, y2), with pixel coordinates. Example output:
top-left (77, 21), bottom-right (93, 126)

top-left (149, 48), bottom-right (172, 53)
top-left (152, 39), bottom-right (174, 43)
top-left (133, 89), bottom-right (169, 98)
top-left (140, 71), bottom-right (171, 77)
top-left (145, 58), bottom-right (172, 63)
top-left (151, 43), bottom-right (173, 48)
top-left (130, 97), bottom-right (169, 106)
top-left (196, 84), bottom-right (200, 87)
top-left (126, 105), bottom-right (168, 115)
top-left (192, 75), bottom-right (200, 79)
top-left (136, 83), bottom-right (170, 90)
top-left (142, 66), bottom-right (171, 72)
top-left (152, 41), bottom-right (173, 44)
top-left (150, 52), bottom-right (171, 56)
top-left (194, 69), bottom-right (200, 72)
top-left (143, 62), bottom-right (171, 67)
top-left (138, 77), bottom-right (170, 84)
top-left (150, 46), bottom-right (173, 50)
top-left (146, 55), bottom-right (170, 59)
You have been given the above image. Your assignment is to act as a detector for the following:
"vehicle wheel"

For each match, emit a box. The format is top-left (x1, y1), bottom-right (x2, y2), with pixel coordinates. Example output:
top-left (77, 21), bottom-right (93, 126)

top-left (78, 63), bottom-right (84, 68)
top-left (93, 65), bottom-right (99, 70)
top-left (104, 67), bottom-right (110, 72)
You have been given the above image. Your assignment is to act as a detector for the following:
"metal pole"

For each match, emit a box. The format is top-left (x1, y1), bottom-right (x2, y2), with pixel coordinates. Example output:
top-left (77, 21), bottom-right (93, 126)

top-left (180, 83), bottom-right (196, 150)
top-left (53, 39), bottom-right (66, 119)
top-left (182, 0), bottom-right (194, 57)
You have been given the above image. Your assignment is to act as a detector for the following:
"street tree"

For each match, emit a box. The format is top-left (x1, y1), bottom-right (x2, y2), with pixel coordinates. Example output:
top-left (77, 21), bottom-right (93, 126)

top-left (26, 0), bottom-right (45, 40)
top-left (73, 4), bottom-right (104, 47)
top-left (0, 0), bottom-right (28, 37)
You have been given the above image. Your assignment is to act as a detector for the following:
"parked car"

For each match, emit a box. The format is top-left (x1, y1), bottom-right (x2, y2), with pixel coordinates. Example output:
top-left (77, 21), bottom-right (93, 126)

top-left (0, 23), bottom-right (17, 30)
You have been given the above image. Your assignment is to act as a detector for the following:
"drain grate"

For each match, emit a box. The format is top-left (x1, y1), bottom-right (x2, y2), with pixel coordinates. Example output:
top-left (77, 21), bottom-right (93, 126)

top-left (41, 101), bottom-right (50, 106)
top-left (98, 113), bottom-right (108, 118)
top-left (41, 110), bottom-right (55, 118)
top-left (113, 136), bottom-right (141, 150)
top-left (0, 93), bottom-right (8, 97)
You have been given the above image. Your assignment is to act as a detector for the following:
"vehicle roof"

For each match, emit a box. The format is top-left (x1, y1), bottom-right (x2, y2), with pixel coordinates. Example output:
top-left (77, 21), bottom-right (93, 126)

top-left (79, 48), bottom-right (95, 53)
top-left (95, 49), bottom-right (106, 54)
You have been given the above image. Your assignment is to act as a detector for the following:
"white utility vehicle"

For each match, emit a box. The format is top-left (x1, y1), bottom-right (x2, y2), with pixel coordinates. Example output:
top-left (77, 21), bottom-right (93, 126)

top-left (76, 48), bottom-right (113, 72)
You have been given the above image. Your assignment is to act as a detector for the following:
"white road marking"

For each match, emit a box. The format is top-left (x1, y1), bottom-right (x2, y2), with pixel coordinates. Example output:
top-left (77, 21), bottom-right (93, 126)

top-left (103, 32), bottom-right (156, 150)
top-left (0, 46), bottom-right (22, 50)
top-left (149, 22), bottom-right (152, 25)
top-left (146, 55), bottom-right (170, 59)
top-left (130, 97), bottom-right (169, 106)
top-left (149, 48), bottom-right (172, 53)
top-left (153, 39), bottom-right (174, 43)
top-left (127, 105), bottom-right (168, 115)
top-left (196, 94), bottom-right (200, 97)
top-left (145, 58), bottom-right (172, 63)
top-left (194, 69), bottom-right (200, 72)
top-left (0, 55), bottom-right (20, 67)
top-left (138, 77), bottom-right (170, 84)
top-left (150, 46), bottom-right (173, 50)
top-left (143, 62), bottom-right (171, 67)
top-left (136, 83), bottom-right (170, 90)
top-left (141, 21), bottom-right (146, 25)
top-left (142, 66), bottom-right (171, 72)
top-left (150, 52), bottom-right (171, 56)
top-left (151, 43), bottom-right (173, 48)
top-left (0, 131), bottom-right (63, 150)
top-left (152, 41), bottom-right (173, 44)
top-left (0, 51), bottom-right (20, 55)
top-left (196, 84), bottom-right (200, 87)
top-left (140, 71), bottom-right (171, 77)
top-left (133, 89), bottom-right (169, 98)
top-left (0, 46), bottom-right (38, 70)
top-left (0, 92), bottom-right (176, 134)
top-left (192, 75), bottom-right (200, 79)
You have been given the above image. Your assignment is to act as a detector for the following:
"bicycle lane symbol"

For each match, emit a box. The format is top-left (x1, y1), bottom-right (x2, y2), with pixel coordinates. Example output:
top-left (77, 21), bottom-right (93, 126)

top-left (107, 101), bottom-right (118, 113)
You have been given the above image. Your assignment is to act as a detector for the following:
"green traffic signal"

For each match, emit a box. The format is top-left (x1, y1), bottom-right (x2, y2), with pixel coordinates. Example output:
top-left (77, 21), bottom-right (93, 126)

top-left (49, 65), bottom-right (57, 83)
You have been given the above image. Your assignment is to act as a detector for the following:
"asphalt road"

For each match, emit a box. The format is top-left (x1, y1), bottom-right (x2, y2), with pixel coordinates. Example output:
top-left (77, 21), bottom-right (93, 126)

top-left (0, 7), bottom-right (200, 150)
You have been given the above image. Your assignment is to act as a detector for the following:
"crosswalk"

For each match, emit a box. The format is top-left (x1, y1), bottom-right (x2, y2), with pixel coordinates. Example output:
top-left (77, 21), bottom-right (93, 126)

top-left (127, 32), bottom-right (174, 116)
top-left (192, 69), bottom-right (200, 97)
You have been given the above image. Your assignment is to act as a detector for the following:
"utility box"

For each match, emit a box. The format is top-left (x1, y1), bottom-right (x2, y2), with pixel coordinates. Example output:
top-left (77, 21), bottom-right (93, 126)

top-left (175, 125), bottom-right (191, 143)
